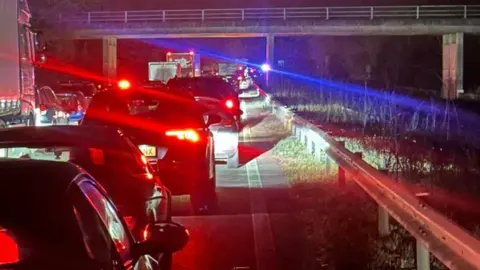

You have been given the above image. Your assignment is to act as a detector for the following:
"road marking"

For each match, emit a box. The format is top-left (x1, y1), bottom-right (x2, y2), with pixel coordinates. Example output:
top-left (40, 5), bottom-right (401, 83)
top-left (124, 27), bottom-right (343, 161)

top-left (244, 126), bottom-right (277, 270)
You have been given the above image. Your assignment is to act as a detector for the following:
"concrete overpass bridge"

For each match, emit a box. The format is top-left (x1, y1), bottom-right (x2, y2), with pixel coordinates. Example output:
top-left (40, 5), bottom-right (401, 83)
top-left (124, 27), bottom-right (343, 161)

top-left (59, 5), bottom-right (480, 98)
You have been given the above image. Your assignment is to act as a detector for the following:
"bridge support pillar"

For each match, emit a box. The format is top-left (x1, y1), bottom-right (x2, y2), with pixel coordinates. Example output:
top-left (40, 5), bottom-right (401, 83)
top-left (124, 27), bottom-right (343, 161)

top-left (266, 34), bottom-right (275, 87)
top-left (416, 240), bottom-right (430, 270)
top-left (442, 33), bottom-right (464, 99)
top-left (103, 36), bottom-right (117, 82)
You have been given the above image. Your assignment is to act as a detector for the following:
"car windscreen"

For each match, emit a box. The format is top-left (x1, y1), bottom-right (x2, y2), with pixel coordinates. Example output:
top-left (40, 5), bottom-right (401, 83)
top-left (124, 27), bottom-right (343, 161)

top-left (0, 144), bottom-right (145, 175)
top-left (57, 94), bottom-right (80, 111)
top-left (191, 79), bottom-right (237, 99)
top-left (58, 84), bottom-right (96, 97)
top-left (131, 99), bottom-right (206, 128)
top-left (168, 78), bottom-right (236, 99)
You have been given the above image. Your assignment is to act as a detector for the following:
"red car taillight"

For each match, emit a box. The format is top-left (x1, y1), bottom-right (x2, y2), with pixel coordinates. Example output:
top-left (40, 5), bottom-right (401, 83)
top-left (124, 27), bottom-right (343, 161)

top-left (39, 104), bottom-right (46, 112)
top-left (225, 99), bottom-right (234, 109)
top-left (0, 229), bottom-right (19, 266)
top-left (165, 129), bottom-right (200, 143)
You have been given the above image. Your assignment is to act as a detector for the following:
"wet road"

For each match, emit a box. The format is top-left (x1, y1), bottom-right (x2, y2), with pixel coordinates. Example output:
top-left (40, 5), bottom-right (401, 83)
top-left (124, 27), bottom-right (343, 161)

top-left (171, 97), bottom-right (290, 270)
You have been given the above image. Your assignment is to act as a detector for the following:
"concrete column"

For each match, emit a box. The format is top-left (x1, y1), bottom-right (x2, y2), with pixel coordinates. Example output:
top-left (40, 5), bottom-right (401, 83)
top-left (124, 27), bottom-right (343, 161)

top-left (416, 240), bottom-right (430, 270)
top-left (266, 34), bottom-right (275, 87)
top-left (442, 33), bottom-right (464, 99)
top-left (102, 36), bottom-right (117, 82)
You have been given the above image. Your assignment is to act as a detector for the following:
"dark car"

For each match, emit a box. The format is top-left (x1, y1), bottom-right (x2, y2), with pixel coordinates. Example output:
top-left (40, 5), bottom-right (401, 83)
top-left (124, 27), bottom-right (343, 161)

top-left (55, 90), bottom-right (87, 124)
top-left (34, 86), bottom-right (69, 126)
top-left (0, 126), bottom-right (171, 241)
top-left (167, 77), bottom-right (242, 168)
top-left (81, 86), bottom-right (221, 213)
top-left (0, 159), bottom-right (188, 270)
top-left (56, 81), bottom-right (97, 100)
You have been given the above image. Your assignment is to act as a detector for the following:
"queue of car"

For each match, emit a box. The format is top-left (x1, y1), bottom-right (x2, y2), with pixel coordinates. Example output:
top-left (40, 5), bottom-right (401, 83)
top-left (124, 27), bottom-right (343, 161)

top-left (0, 73), bottom-right (257, 269)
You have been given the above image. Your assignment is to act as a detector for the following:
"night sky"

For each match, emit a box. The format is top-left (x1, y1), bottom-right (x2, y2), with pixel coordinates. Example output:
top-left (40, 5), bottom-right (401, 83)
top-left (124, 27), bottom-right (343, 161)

top-left (32, 0), bottom-right (480, 11)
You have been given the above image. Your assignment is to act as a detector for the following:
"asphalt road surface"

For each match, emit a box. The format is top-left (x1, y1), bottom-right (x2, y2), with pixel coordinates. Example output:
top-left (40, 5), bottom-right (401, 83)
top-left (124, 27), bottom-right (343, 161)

top-left (171, 97), bottom-right (291, 270)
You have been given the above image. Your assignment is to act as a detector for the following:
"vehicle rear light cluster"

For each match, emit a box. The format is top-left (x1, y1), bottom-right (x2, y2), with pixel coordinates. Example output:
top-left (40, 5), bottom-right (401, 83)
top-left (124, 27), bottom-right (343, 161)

top-left (0, 229), bottom-right (19, 265)
top-left (39, 104), bottom-right (46, 112)
top-left (225, 99), bottom-right (234, 109)
top-left (118, 79), bottom-right (131, 90)
top-left (165, 129), bottom-right (200, 143)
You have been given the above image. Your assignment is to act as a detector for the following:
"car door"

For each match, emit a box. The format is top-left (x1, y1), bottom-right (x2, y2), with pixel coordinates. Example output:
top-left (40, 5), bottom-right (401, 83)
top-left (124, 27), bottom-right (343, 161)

top-left (69, 177), bottom-right (158, 270)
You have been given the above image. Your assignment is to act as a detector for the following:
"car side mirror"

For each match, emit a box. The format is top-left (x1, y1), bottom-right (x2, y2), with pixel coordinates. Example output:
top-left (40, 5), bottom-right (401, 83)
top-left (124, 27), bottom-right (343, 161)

top-left (137, 222), bottom-right (189, 255)
top-left (206, 113), bottom-right (222, 126)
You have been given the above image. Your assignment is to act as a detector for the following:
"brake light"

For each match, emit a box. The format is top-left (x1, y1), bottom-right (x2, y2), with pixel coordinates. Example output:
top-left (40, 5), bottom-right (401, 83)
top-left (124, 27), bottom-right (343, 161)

top-left (0, 229), bottom-right (19, 265)
top-left (165, 129), bottom-right (200, 142)
top-left (118, 80), bottom-right (131, 90)
top-left (39, 104), bottom-right (46, 112)
top-left (237, 76), bottom-right (242, 80)
top-left (225, 99), bottom-right (234, 109)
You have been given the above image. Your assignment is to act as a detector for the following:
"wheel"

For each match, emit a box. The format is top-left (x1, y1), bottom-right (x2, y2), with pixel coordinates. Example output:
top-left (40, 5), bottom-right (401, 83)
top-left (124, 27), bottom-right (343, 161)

top-left (0, 119), bottom-right (6, 128)
top-left (227, 150), bottom-right (239, 169)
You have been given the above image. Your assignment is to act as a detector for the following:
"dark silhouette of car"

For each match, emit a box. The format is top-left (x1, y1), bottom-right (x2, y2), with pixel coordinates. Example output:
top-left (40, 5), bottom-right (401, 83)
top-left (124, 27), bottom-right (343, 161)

top-left (82, 86), bottom-right (221, 214)
top-left (0, 159), bottom-right (188, 269)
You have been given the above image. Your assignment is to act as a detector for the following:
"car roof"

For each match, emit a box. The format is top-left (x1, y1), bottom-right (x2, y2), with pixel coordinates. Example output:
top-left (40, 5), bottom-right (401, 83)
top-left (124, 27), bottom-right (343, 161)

top-left (0, 159), bottom-right (84, 198)
top-left (0, 126), bottom-right (125, 147)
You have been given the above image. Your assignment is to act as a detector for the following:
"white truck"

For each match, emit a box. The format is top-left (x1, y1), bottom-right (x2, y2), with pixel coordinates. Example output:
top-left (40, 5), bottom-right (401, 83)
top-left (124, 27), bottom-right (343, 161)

top-left (0, 0), bottom-right (39, 127)
top-left (148, 62), bottom-right (180, 83)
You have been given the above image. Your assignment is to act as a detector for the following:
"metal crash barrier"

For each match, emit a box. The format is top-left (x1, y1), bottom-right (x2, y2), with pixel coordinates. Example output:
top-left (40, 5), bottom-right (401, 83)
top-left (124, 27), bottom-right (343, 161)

top-left (268, 96), bottom-right (480, 270)
top-left (62, 5), bottom-right (480, 24)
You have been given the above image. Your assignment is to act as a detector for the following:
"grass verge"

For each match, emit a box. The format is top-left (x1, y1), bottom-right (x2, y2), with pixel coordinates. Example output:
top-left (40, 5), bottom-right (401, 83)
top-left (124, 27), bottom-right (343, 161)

top-left (270, 136), bottom-right (447, 270)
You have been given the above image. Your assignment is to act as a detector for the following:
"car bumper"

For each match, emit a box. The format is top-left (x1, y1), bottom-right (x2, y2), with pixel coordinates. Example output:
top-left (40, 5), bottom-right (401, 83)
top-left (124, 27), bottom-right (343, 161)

top-left (142, 146), bottom-right (209, 195)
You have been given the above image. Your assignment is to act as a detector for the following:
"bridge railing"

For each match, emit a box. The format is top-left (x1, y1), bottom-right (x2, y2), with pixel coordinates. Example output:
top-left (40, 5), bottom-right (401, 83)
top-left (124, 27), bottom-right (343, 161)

top-left (63, 5), bottom-right (480, 24)
top-left (265, 94), bottom-right (480, 269)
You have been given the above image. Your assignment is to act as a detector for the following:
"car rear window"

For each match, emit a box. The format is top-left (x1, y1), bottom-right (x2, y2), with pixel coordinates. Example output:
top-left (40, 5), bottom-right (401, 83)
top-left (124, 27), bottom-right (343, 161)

top-left (131, 99), bottom-right (206, 128)
top-left (168, 78), bottom-right (236, 99)
top-left (0, 143), bottom-right (146, 175)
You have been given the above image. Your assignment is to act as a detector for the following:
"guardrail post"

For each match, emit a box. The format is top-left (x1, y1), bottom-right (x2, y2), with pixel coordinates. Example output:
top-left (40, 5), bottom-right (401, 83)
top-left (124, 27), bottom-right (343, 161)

top-left (416, 6), bottom-right (420, 19)
top-left (416, 240), bottom-right (430, 270)
top-left (283, 8), bottom-right (286, 20)
top-left (162, 10), bottom-right (166, 22)
top-left (464, 5), bottom-right (467, 19)
top-left (370, 7), bottom-right (374, 19)
top-left (124, 11), bottom-right (128, 23)
top-left (378, 205), bottom-right (390, 236)
top-left (325, 7), bottom-right (329, 20)
top-left (241, 9), bottom-right (245, 20)
top-left (201, 10), bottom-right (205, 21)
